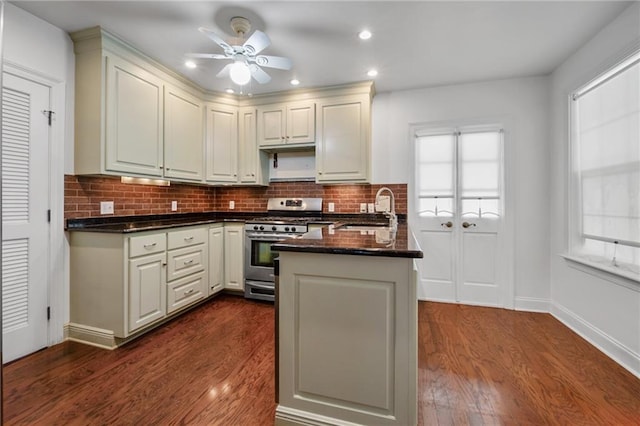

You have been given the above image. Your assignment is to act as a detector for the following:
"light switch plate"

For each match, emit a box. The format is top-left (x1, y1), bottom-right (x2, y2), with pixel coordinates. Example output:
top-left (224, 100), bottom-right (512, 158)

top-left (367, 203), bottom-right (375, 213)
top-left (100, 201), bottom-right (114, 215)
top-left (328, 202), bottom-right (335, 212)
top-left (229, 200), bottom-right (235, 210)
top-left (359, 203), bottom-right (367, 213)
top-left (171, 201), bottom-right (177, 211)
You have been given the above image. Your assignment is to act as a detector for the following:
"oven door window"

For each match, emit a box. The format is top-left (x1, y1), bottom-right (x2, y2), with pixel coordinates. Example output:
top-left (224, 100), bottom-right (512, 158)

top-left (251, 239), bottom-right (279, 268)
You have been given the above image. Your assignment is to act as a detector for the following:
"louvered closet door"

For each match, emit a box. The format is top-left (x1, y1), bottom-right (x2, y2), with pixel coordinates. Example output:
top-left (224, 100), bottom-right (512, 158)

top-left (2, 73), bottom-right (50, 363)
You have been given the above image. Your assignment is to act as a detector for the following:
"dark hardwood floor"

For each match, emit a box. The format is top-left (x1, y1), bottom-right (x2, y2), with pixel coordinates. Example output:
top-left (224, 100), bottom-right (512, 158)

top-left (3, 295), bottom-right (639, 425)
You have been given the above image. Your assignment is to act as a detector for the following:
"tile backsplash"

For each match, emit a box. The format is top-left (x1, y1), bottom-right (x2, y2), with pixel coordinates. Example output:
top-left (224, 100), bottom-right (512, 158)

top-left (64, 175), bottom-right (407, 219)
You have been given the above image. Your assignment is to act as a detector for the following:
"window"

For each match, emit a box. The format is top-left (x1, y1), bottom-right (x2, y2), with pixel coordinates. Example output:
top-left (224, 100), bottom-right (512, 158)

top-left (416, 127), bottom-right (503, 218)
top-left (570, 50), bottom-right (640, 277)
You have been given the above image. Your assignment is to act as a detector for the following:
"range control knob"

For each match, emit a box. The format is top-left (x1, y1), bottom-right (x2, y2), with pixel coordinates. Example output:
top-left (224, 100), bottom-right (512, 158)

top-left (284, 227), bottom-right (290, 232)
top-left (272, 226), bottom-right (277, 231)
top-left (259, 226), bottom-right (264, 231)
top-left (291, 226), bottom-right (297, 232)
top-left (253, 225), bottom-right (259, 231)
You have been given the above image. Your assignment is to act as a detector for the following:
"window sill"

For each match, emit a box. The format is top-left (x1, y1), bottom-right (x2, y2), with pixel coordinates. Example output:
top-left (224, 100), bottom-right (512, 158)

top-left (561, 254), bottom-right (639, 291)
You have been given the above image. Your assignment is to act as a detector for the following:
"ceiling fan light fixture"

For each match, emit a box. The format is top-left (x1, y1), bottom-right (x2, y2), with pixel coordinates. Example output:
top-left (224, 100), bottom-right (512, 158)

top-left (230, 61), bottom-right (251, 85)
top-left (358, 30), bottom-right (372, 40)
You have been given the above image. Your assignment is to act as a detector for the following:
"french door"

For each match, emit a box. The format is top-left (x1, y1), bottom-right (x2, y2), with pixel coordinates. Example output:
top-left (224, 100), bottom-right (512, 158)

top-left (413, 126), bottom-right (508, 307)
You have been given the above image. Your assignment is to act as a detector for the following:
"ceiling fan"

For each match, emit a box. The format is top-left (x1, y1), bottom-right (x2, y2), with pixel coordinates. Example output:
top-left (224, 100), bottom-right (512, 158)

top-left (187, 17), bottom-right (292, 86)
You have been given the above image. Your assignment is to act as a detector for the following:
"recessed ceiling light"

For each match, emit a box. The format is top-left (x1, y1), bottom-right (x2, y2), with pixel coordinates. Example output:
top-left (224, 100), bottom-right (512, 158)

top-left (290, 79), bottom-right (300, 86)
top-left (367, 69), bottom-right (378, 77)
top-left (358, 30), bottom-right (372, 40)
top-left (225, 88), bottom-right (235, 94)
top-left (185, 60), bottom-right (197, 69)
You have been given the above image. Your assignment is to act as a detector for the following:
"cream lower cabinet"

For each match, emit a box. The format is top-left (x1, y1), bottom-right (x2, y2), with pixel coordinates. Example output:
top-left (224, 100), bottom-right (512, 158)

top-left (223, 223), bottom-right (245, 291)
top-left (208, 224), bottom-right (225, 295)
top-left (69, 224), bottom-right (213, 349)
top-left (315, 94), bottom-right (371, 183)
top-left (166, 226), bottom-right (207, 314)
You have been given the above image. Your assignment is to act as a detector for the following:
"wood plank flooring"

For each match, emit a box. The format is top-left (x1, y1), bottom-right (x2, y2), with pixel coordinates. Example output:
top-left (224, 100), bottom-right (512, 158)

top-left (3, 295), bottom-right (639, 425)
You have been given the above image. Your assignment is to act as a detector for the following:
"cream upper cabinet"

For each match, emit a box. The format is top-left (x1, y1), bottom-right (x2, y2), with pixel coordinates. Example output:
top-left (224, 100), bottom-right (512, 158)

top-left (257, 101), bottom-right (315, 148)
top-left (164, 85), bottom-right (204, 182)
top-left (316, 94), bottom-right (371, 183)
top-left (205, 102), bottom-right (239, 183)
top-left (224, 223), bottom-right (244, 291)
top-left (105, 55), bottom-right (164, 177)
top-left (238, 106), bottom-right (268, 185)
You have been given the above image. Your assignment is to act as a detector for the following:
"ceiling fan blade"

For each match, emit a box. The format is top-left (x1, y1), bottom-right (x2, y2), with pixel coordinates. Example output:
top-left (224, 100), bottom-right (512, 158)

top-left (249, 64), bottom-right (271, 84)
top-left (186, 53), bottom-right (229, 60)
top-left (198, 27), bottom-right (232, 52)
top-left (243, 30), bottom-right (270, 55)
top-left (254, 55), bottom-right (292, 70)
top-left (216, 63), bottom-right (232, 78)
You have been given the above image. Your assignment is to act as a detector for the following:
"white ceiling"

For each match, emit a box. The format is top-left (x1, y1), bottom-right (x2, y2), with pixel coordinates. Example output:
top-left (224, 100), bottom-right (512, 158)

top-left (13, 1), bottom-right (632, 95)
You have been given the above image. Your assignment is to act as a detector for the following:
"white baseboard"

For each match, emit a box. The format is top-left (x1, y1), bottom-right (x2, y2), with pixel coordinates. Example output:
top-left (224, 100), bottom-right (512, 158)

top-left (514, 296), bottom-right (550, 312)
top-left (65, 323), bottom-right (118, 350)
top-left (551, 303), bottom-right (640, 379)
top-left (275, 406), bottom-right (361, 426)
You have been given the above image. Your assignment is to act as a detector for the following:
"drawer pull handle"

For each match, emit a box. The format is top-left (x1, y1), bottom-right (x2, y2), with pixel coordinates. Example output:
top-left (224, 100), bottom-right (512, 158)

top-left (184, 289), bottom-right (195, 295)
top-left (144, 243), bottom-right (157, 248)
top-left (184, 259), bottom-right (194, 265)
top-left (184, 236), bottom-right (194, 241)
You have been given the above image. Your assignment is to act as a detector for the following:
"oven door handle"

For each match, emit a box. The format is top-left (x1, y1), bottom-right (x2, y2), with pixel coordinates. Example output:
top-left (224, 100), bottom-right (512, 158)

top-left (247, 234), bottom-right (298, 240)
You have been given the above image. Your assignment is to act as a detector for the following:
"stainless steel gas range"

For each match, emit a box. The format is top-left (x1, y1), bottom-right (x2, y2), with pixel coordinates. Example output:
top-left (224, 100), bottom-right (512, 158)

top-left (244, 198), bottom-right (322, 302)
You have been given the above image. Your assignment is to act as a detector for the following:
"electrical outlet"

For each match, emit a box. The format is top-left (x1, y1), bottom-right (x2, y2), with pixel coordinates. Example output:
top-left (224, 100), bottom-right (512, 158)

top-left (359, 203), bottom-right (367, 213)
top-left (328, 202), bottom-right (335, 212)
top-left (367, 203), bottom-right (375, 213)
top-left (171, 201), bottom-right (177, 211)
top-left (100, 201), bottom-right (114, 215)
top-left (229, 200), bottom-right (235, 210)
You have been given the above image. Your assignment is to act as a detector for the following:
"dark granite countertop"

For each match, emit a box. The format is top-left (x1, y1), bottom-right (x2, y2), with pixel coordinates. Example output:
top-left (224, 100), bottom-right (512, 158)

top-left (272, 222), bottom-right (423, 259)
top-left (65, 212), bottom-right (406, 234)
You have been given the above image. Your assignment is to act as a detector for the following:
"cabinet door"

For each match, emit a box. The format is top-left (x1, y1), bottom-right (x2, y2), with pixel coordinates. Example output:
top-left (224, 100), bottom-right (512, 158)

top-left (105, 55), bottom-right (164, 177)
top-left (167, 271), bottom-right (205, 314)
top-left (238, 107), bottom-right (259, 183)
top-left (224, 224), bottom-right (244, 291)
top-left (287, 101), bottom-right (315, 144)
top-left (316, 95), bottom-right (370, 183)
top-left (129, 252), bottom-right (166, 333)
top-left (205, 103), bottom-right (238, 183)
top-left (257, 104), bottom-right (286, 146)
top-left (209, 225), bottom-right (224, 295)
top-left (164, 85), bottom-right (204, 181)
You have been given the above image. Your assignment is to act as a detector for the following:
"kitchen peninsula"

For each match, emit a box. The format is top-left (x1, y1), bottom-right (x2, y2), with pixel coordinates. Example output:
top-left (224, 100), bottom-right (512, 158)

top-left (273, 223), bottom-right (422, 426)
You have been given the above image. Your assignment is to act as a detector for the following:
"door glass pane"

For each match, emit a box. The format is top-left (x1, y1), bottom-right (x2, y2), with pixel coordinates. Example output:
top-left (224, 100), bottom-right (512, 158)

top-left (459, 131), bottom-right (501, 217)
top-left (416, 133), bottom-right (456, 217)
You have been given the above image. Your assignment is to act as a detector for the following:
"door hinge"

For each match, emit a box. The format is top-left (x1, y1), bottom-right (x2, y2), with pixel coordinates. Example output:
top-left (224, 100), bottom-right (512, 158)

top-left (47, 209), bottom-right (51, 223)
top-left (47, 306), bottom-right (51, 321)
top-left (42, 110), bottom-right (55, 126)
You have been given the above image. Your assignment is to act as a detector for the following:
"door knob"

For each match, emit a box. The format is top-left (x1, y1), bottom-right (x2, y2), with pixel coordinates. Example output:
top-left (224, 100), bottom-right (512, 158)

top-left (441, 221), bottom-right (453, 228)
top-left (462, 222), bottom-right (476, 228)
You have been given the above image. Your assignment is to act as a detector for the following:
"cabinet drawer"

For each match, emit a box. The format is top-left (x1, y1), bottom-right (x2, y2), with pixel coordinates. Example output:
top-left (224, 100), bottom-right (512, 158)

top-left (167, 271), bottom-right (205, 314)
top-left (167, 227), bottom-right (207, 250)
top-left (129, 233), bottom-right (166, 258)
top-left (167, 245), bottom-right (206, 282)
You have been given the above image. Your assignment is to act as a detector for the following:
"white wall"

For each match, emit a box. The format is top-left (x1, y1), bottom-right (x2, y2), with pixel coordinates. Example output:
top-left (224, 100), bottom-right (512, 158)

top-left (371, 76), bottom-right (551, 307)
top-left (4, 3), bottom-right (75, 344)
top-left (549, 3), bottom-right (639, 377)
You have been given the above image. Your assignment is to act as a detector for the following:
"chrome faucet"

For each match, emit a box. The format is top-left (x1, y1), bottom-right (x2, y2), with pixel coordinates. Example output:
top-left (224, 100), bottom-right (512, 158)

top-left (375, 187), bottom-right (397, 230)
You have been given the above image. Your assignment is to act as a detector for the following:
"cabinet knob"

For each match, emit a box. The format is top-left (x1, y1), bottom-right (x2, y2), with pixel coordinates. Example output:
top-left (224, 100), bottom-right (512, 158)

top-left (318, 171), bottom-right (322, 175)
